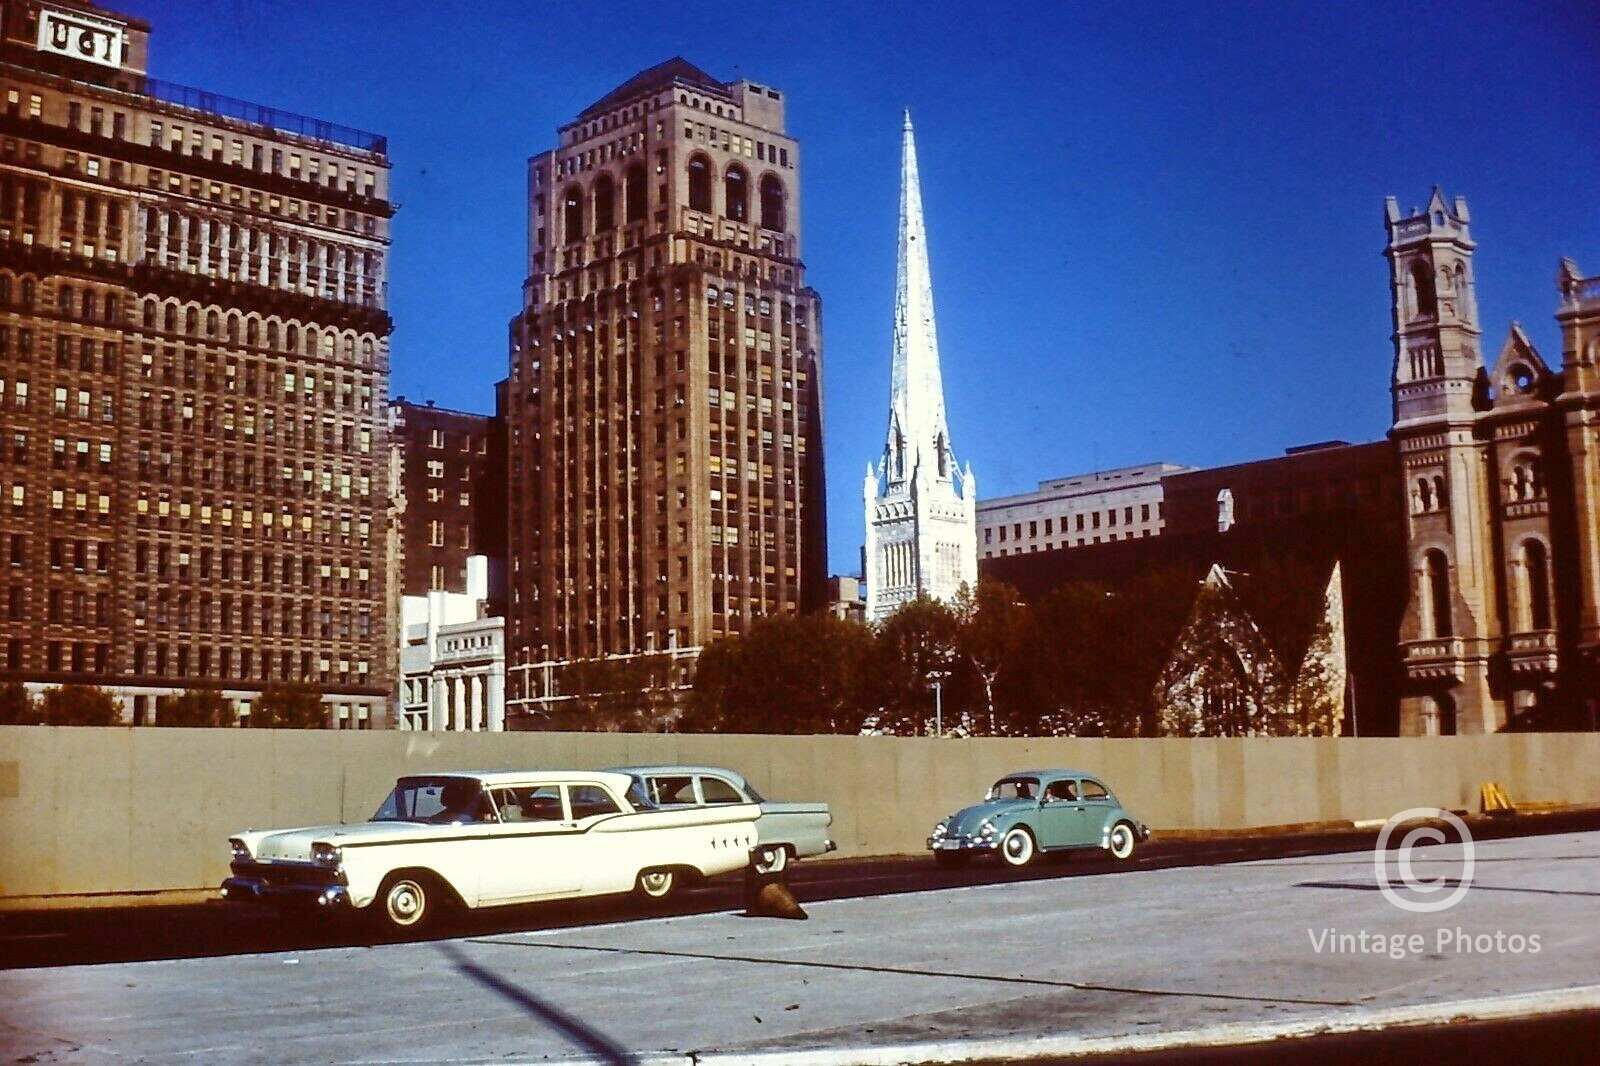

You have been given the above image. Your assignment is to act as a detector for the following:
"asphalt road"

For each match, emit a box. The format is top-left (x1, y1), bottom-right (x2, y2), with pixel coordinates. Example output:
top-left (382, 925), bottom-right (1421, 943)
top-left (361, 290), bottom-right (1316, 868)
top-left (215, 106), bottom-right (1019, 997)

top-left (7, 812), bottom-right (1588, 970)
top-left (4, 811), bottom-right (1598, 1065)
top-left (6, 807), bottom-right (1600, 972)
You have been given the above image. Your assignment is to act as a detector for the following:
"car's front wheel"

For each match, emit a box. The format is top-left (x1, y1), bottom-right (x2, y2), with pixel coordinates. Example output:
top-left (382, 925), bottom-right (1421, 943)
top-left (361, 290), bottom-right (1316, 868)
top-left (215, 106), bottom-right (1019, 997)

top-left (1108, 821), bottom-right (1138, 861)
top-left (999, 827), bottom-right (1036, 868)
top-left (375, 872), bottom-right (442, 932)
top-left (635, 867), bottom-right (678, 901)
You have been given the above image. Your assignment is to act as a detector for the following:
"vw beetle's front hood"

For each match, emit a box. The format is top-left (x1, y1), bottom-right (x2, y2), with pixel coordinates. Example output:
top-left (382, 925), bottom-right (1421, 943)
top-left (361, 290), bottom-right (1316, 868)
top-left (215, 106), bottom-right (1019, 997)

top-left (944, 799), bottom-right (1034, 837)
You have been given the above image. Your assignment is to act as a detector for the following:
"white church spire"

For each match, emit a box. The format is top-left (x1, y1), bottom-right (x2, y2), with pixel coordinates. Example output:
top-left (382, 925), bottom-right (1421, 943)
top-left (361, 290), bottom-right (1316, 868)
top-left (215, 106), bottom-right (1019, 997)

top-left (865, 112), bottom-right (977, 623)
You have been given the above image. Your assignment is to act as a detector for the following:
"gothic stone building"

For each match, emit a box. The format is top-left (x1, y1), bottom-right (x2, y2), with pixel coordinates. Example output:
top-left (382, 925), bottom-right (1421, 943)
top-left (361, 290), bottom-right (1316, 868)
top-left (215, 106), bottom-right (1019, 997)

top-left (504, 59), bottom-right (827, 701)
top-left (1387, 190), bottom-right (1600, 734)
top-left (0, 0), bottom-right (393, 726)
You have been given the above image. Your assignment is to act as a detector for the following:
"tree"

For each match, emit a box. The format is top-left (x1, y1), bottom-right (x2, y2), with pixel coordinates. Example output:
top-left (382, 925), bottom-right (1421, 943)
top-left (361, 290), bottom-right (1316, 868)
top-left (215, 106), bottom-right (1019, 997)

top-left (158, 688), bottom-right (234, 727)
top-left (38, 685), bottom-right (121, 726)
top-left (0, 682), bottom-right (40, 725)
top-left (954, 580), bottom-right (1031, 735)
top-left (251, 684), bottom-right (326, 728)
top-left (684, 614), bottom-right (874, 734)
top-left (867, 595), bottom-right (966, 736)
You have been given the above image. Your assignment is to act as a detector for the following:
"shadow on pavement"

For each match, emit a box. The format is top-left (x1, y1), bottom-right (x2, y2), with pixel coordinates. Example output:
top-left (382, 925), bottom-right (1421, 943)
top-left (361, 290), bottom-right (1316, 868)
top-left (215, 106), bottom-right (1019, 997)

top-left (435, 940), bottom-right (638, 1065)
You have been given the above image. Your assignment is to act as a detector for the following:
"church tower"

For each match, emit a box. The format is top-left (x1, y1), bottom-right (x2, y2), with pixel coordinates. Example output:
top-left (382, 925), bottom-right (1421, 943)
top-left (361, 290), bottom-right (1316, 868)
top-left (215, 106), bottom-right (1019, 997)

top-left (1387, 190), bottom-right (1501, 733)
top-left (864, 113), bottom-right (977, 622)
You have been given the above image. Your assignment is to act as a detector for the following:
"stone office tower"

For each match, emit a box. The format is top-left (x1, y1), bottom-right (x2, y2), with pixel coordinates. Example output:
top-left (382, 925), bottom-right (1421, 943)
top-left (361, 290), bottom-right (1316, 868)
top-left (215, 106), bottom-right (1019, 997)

top-left (1387, 189), bottom-right (1600, 733)
top-left (504, 60), bottom-right (827, 678)
top-left (0, 0), bottom-right (393, 726)
top-left (864, 113), bottom-right (976, 622)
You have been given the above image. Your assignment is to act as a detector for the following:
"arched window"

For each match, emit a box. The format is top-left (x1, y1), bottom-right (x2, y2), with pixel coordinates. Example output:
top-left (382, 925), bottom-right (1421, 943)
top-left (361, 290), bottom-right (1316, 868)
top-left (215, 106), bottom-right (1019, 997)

top-left (759, 174), bottom-right (786, 231)
top-left (724, 165), bottom-right (748, 222)
top-left (0, 276), bottom-right (9, 304)
top-left (184, 306), bottom-right (198, 334)
top-left (593, 174), bottom-right (615, 232)
top-left (687, 155), bottom-right (712, 212)
top-left (1432, 476), bottom-right (1447, 510)
top-left (226, 313), bottom-right (240, 343)
top-left (20, 278), bottom-right (35, 308)
top-left (562, 184), bottom-right (585, 244)
top-left (205, 310), bottom-right (219, 338)
top-left (286, 324), bottom-right (299, 351)
top-left (1425, 550), bottom-right (1452, 638)
top-left (1410, 260), bottom-right (1437, 320)
top-left (267, 321), bottom-right (279, 348)
top-left (142, 299), bottom-right (156, 329)
top-left (1524, 540), bottom-right (1552, 631)
top-left (624, 164), bottom-right (647, 223)
top-left (1416, 478), bottom-right (1433, 513)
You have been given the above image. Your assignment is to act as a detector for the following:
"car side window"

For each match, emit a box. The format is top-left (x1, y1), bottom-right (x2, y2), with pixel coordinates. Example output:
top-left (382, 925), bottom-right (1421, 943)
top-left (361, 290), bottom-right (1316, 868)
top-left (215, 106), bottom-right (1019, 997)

top-left (649, 776), bottom-right (697, 805)
top-left (1080, 780), bottom-right (1110, 801)
top-left (699, 776), bottom-right (743, 804)
top-left (569, 785), bottom-right (622, 820)
top-left (515, 786), bottom-right (565, 822)
top-left (1045, 780), bottom-right (1077, 802)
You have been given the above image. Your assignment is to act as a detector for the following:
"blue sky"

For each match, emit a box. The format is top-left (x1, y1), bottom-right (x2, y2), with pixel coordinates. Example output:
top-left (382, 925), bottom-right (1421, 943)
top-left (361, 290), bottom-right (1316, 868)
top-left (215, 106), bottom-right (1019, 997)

top-left (122, 1), bottom-right (1600, 575)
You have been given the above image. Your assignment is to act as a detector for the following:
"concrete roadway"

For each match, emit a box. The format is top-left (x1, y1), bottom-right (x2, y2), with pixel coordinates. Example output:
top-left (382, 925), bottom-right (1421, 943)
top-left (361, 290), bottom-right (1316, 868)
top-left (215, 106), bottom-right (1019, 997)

top-left (2, 822), bottom-right (1598, 1064)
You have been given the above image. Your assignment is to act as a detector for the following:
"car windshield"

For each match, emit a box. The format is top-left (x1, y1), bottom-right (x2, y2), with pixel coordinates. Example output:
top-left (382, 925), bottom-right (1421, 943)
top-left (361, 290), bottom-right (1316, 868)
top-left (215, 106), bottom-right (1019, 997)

top-left (371, 777), bottom-right (489, 823)
top-left (987, 776), bottom-right (1040, 801)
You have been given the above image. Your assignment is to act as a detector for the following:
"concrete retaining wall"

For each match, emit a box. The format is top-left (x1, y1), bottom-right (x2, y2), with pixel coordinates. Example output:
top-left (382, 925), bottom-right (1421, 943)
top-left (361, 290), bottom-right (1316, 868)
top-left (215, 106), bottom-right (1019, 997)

top-left (2, 728), bottom-right (1597, 901)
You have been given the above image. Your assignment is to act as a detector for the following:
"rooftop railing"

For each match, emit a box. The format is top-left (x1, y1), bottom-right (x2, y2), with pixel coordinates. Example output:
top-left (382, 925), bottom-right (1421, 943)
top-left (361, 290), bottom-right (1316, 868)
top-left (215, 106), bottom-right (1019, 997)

top-left (142, 75), bottom-right (386, 154)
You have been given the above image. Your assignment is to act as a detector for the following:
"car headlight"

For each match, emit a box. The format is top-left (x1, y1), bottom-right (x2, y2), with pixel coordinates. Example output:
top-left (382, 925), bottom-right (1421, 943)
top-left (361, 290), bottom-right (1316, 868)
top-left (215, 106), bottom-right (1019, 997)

top-left (311, 842), bottom-right (342, 868)
top-left (229, 839), bottom-right (250, 863)
top-left (977, 819), bottom-right (997, 838)
top-left (930, 820), bottom-right (949, 839)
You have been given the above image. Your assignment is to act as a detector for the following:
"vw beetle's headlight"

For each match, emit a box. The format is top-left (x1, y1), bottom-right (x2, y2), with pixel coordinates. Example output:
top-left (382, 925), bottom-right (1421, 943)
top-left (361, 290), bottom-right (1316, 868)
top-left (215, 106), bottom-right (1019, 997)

top-left (311, 842), bottom-right (342, 868)
top-left (229, 839), bottom-right (250, 863)
top-left (977, 819), bottom-right (997, 839)
top-left (930, 820), bottom-right (949, 840)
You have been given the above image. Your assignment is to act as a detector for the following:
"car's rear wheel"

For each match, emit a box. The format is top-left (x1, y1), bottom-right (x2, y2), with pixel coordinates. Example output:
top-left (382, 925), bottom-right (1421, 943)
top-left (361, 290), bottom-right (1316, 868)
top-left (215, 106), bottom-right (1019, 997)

top-left (1108, 821), bottom-right (1138, 861)
top-left (753, 845), bottom-right (789, 875)
top-left (999, 827), bottom-right (1036, 868)
top-left (635, 867), bottom-right (678, 901)
top-left (933, 850), bottom-right (968, 869)
top-left (375, 872), bottom-right (442, 932)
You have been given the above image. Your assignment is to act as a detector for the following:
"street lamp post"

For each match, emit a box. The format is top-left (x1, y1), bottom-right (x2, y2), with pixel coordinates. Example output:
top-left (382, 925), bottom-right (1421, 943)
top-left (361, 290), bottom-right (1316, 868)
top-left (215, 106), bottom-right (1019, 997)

top-left (934, 680), bottom-right (943, 738)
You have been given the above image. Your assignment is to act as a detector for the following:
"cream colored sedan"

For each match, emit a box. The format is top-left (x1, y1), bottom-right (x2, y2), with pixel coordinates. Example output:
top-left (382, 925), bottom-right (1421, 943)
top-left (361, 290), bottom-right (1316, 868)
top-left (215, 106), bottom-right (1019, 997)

top-left (222, 770), bottom-right (761, 930)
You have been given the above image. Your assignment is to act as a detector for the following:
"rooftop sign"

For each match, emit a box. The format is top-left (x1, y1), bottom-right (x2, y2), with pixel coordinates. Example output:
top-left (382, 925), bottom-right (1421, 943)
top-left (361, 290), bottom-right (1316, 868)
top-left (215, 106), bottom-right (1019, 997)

top-left (36, 6), bottom-right (126, 70)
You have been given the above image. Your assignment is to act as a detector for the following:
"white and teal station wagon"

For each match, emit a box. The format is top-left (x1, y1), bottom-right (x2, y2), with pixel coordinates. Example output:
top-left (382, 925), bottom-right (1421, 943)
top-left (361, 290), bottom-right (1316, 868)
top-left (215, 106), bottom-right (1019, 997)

top-left (222, 770), bottom-right (761, 930)
top-left (928, 769), bottom-right (1149, 868)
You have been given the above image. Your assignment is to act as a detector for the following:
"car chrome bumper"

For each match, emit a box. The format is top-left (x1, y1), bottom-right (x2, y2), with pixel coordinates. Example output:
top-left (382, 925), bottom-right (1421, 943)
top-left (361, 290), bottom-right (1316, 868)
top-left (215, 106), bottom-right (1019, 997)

top-left (220, 877), bottom-right (351, 909)
top-left (926, 837), bottom-right (997, 852)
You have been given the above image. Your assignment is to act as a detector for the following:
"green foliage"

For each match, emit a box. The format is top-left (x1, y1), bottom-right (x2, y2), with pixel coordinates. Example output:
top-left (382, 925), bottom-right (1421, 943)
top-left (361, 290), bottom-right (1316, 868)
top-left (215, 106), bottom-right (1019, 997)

top-left (158, 688), bottom-right (234, 728)
top-left (866, 595), bottom-right (966, 735)
top-left (38, 685), bottom-right (121, 726)
top-left (0, 682), bottom-right (40, 725)
top-left (250, 684), bottom-right (326, 729)
top-left (682, 614), bottom-right (874, 734)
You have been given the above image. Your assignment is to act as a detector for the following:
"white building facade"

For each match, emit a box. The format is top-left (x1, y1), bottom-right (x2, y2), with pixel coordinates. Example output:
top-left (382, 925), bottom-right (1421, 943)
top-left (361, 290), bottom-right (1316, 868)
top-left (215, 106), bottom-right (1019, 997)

top-left (864, 113), bottom-right (977, 622)
top-left (398, 556), bottom-right (505, 731)
top-left (977, 462), bottom-right (1193, 558)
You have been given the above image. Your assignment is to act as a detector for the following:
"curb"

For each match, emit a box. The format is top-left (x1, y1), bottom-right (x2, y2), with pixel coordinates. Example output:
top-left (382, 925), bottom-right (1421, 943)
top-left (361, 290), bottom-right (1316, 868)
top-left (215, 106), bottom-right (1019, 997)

top-left (601, 984), bottom-right (1600, 1065)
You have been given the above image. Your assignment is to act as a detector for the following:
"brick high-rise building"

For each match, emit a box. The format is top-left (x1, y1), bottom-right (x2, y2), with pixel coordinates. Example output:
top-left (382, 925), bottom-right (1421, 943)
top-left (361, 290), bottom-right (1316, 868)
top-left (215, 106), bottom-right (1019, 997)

top-left (0, 0), bottom-right (393, 726)
top-left (504, 59), bottom-right (827, 693)
top-left (388, 398), bottom-right (505, 600)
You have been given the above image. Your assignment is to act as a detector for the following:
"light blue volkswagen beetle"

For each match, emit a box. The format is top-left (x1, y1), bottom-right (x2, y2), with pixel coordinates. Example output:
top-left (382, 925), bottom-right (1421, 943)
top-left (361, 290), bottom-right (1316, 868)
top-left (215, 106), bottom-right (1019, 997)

top-left (927, 769), bottom-right (1149, 868)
